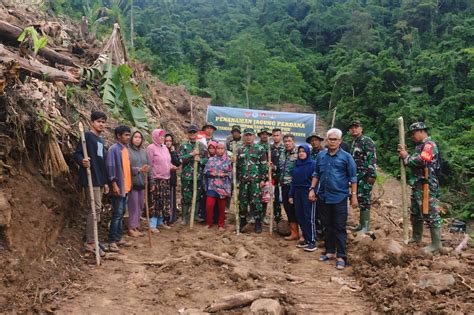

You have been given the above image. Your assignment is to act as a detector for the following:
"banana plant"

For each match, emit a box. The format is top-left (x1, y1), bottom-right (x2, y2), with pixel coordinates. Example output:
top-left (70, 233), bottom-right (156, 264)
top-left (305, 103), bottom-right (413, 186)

top-left (17, 26), bottom-right (48, 58)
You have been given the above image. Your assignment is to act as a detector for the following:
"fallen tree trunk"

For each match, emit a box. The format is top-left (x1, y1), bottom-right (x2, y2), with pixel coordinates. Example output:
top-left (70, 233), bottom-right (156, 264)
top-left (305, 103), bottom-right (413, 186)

top-left (0, 44), bottom-right (78, 83)
top-left (0, 20), bottom-right (79, 67)
top-left (204, 287), bottom-right (287, 313)
top-left (197, 251), bottom-right (304, 283)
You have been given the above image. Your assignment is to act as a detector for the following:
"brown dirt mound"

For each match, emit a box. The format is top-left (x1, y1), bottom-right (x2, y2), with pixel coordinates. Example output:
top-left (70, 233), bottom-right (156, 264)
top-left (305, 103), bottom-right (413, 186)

top-left (348, 175), bottom-right (474, 313)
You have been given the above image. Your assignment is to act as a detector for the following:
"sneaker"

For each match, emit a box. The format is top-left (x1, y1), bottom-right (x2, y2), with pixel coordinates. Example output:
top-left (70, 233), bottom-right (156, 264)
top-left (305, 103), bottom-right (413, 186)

top-left (304, 243), bottom-right (318, 252)
top-left (296, 240), bottom-right (309, 248)
top-left (262, 216), bottom-right (270, 225)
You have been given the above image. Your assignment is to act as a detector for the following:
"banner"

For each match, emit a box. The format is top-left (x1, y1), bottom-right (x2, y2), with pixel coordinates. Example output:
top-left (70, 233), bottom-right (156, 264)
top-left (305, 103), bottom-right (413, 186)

top-left (206, 105), bottom-right (316, 144)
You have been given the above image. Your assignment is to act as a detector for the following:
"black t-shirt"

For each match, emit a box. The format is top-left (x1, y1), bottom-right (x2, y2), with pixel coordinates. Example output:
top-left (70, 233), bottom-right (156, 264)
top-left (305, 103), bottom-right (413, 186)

top-left (73, 131), bottom-right (108, 187)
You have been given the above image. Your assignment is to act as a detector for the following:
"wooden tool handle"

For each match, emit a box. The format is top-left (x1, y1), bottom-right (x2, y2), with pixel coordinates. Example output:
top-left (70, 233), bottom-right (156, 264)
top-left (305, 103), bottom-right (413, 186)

top-left (422, 167), bottom-right (429, 215)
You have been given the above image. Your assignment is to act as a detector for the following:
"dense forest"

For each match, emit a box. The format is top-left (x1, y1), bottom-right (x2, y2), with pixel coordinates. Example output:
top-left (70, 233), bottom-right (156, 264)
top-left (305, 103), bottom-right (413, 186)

top-left (45, 0), bottom-right (473, 219)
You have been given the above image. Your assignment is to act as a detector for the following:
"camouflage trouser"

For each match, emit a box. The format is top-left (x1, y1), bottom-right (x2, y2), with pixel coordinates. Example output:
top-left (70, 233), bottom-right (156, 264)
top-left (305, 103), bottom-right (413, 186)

top-left (357, 178), bottom-right (373, 213)
top-left (239, 181), bottom-right (263, 220)
top-left (410, 183), bottom-right (442, 228)
top-left (181, 180), bottom-right (201, 222)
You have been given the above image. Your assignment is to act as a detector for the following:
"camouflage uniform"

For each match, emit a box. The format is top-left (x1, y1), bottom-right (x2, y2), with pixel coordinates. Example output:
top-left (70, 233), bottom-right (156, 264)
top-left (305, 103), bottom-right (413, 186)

top-left (271, 143), bottom-right (285, 221)
top-left (236, 143), bottom-right (268, 221)
top-left (350, 135), bottom-right (377, 213)
top-left (226, 135), bottom-right (243, 152)
top-left (310, 148), bottom-right (322, 161)
top-left (179, 140), bottom-right (208, 223)
top-left (279, 147), bottom-right (298, 223)
top-left (405, 136), bottom-right (442, 228)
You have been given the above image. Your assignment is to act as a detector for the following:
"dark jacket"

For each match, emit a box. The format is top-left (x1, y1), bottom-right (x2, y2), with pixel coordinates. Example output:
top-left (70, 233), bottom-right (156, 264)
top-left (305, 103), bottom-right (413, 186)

top-left (289, 144), bottom-right (316, 197)
top-left (170, 149), bottom-right (181, 187)
top-left (73, 131), bottom-right (108, 187)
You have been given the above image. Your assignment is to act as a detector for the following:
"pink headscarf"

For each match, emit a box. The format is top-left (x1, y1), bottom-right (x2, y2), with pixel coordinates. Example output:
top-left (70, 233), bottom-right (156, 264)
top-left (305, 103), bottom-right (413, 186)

top-left (147, 129), bottom-right (171, 179)
top-left (152, 129), bottom-right (166, 145)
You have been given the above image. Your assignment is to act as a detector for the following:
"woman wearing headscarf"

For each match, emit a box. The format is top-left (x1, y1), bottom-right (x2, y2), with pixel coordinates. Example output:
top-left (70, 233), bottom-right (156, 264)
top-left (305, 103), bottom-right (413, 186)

top-left (165, 133), bottom-right (181, 223)
top-left (200, 141), bottom-right (218, 223)
top-left (147, 129), bottom-right (175, 232)
top-left (127, 129), bottom-right (152, 237)
top-left (204, 142), bottom-right (232, 230)
top-left (289, 144), bottom-right (317, 252)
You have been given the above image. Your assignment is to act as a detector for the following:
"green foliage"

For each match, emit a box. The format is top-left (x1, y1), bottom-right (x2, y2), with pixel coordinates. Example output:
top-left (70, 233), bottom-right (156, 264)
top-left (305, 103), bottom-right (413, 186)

top-left (17, 26), bottom-right (48, 57)
top-left (95, 56), bottom-right (148, 130)
top-left (47, 0), bottom-right (474, 219)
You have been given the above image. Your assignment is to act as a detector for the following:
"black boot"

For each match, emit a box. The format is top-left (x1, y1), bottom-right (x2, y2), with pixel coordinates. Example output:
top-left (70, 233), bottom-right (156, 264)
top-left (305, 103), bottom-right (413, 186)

top-left (239, 218), bottom-right (247, 233)
top-left (255, 219), bottom-right (262, 234)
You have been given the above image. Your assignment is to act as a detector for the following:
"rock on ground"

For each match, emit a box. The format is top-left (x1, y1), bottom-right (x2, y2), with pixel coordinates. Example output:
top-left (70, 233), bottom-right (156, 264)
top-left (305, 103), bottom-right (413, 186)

top-left (250, 298), bottom-right (283, 315)
top-left (418, 273), bottom-right (455, 294)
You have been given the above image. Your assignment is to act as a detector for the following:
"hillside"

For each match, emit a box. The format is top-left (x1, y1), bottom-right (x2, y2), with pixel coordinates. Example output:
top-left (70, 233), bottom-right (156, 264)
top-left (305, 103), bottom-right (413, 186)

top-left (47, 0), bottom-right (474, 219)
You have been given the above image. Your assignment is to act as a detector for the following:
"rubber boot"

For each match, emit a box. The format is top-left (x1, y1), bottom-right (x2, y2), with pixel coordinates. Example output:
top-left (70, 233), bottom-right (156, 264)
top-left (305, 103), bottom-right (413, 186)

top-left (357, 210), bottom-right (370, 234)
top-left (255, 219), bottom-right (262, 234)
top-left (284, 223), bottom-right (300, 241)
top-left (239, 218), bottom-right (248, 233)
top-left (408, 221), bottom-right (423, 244)
top-left (351, 211), bottom-right (363, 232)
top-left (182, 205), bottom-right (190, 225)
top-left (423, 227), bottom-right (442, 253)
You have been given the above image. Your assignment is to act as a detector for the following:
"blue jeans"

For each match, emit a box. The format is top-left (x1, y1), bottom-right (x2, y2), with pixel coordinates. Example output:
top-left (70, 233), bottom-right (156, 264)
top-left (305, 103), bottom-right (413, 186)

top-left (320, 199), bottom-right (348, 260)
top-left (109, 195), bottom-right (127, 243)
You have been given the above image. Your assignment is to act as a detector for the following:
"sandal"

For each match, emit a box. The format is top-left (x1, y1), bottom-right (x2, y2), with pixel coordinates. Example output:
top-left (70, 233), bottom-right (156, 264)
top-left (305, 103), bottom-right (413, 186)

top-left (108, 243), bottom-right (120, 252)
top-left (336, 260), bottom-right (346, 270)
top-left (319, 254), bottom-right (335, 262)
top-left (117, 240), bottom-right (131, 247)
top-left (84, 244), bottom-right (106, 257)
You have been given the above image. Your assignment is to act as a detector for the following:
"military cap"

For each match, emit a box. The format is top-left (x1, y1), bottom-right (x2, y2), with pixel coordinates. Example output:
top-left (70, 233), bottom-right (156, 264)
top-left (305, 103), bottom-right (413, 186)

top-left (231, 125), bottom-right (241, 133)
top-left (202, 122), bottom-right (217, 131)
top-left (243, 128), bottom-right (255, 135)
top-left (306, 132), bottom-right (324, 143)
top-left (408, 122), bottom-right (429, 132)
top-left (348, 120), bottom-right (362, 129)
top-left (187, 124), bottom-right (199, 133)
top-left (257, 127), bottom-right (272, 136)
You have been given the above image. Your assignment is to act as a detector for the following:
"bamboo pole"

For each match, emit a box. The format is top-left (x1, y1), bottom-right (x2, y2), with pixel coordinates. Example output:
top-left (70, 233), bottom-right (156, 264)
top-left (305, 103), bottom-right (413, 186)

top-left (268, 144), bottom-right (274, 235)
top-left (189, 141), bottom-right (200, 228)
top-left (232, 142), bottom-right (240, 235)
top-left (144, 175), bottom-right (152, 248)
top-left (79, 122), bottom-right (100, 266)
top-left (398, 117), bottom-right (409, 241)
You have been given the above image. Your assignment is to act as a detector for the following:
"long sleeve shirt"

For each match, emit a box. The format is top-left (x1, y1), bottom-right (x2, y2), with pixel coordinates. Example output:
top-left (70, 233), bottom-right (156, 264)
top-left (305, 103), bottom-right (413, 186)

top-left (313, 148), bottom-right (357, 204)
top-left (106, 143), bottom-right (136, 197)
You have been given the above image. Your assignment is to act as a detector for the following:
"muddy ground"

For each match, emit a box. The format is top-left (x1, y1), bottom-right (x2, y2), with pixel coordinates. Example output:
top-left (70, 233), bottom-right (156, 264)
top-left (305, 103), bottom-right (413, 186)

top-left (1, 172), bottom-right (472, 314)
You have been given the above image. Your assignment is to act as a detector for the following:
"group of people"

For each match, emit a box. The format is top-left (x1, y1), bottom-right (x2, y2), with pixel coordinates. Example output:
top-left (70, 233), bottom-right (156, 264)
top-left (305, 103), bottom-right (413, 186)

top-left (74, 110), bottom-right (443, 270)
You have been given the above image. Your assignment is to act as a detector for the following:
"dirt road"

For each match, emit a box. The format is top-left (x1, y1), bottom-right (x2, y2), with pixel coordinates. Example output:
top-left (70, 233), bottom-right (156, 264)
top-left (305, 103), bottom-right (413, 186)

top-left (58, 221), bottom-right (371, 314)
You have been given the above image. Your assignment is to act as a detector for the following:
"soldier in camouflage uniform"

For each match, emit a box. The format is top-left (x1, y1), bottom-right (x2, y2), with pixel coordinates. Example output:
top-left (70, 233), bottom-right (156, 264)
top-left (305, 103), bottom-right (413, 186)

top-left (226, 125), bottom-right (243, 152)
top-left (271, 128), bottom-right (285, 223)
top-left (202, 122), bottom-right (217, 142)
top-left (279, 134), bottom-right (299, 240)
top-left (236, 128), bottom-right (268, 234)
top-left (306, 133), bottom-right (325, 160)
top-left (398, 122), bottom-right (442, 253)
top-left (179, 124), bottom-right (208, 224)
top-left (258, 127), bottom-right (272, 224)
top-left (349, 120), bottom-right (377, 233)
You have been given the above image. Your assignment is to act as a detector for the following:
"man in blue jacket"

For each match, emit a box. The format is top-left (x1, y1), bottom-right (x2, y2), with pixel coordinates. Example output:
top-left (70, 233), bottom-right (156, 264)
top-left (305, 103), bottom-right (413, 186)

top-left (309, 128), bottom-right (358, 270)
